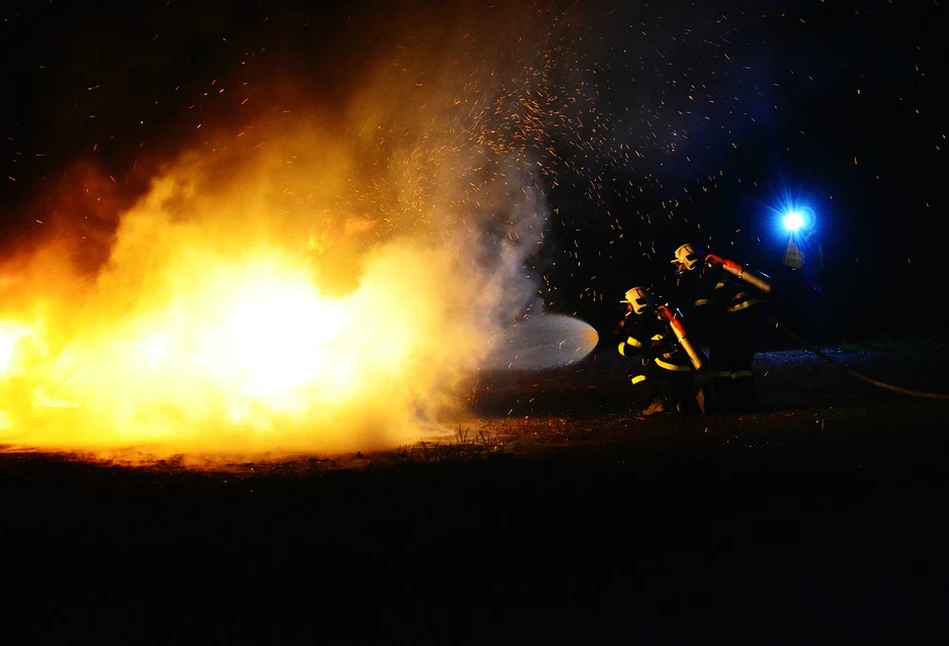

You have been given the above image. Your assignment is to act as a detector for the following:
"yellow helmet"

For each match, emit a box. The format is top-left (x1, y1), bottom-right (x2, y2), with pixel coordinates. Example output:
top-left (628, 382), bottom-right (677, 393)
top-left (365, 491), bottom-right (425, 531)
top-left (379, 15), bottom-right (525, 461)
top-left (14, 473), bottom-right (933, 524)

top-left (621, 286), bottom-right (652, 315)
top-left (671, 243), bottom-right (702, 270)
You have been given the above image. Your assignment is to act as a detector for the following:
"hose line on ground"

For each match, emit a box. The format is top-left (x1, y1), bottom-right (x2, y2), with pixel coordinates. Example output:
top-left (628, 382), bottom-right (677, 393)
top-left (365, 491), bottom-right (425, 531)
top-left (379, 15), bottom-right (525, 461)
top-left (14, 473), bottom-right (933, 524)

top-left (768, 318), bottom-right (949, 401)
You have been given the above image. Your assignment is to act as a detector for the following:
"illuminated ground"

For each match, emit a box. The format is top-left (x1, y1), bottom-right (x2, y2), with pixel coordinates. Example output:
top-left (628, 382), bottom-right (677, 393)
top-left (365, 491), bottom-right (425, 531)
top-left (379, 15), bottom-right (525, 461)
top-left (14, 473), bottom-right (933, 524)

top-left (4, 338), bottom-right (949, 643)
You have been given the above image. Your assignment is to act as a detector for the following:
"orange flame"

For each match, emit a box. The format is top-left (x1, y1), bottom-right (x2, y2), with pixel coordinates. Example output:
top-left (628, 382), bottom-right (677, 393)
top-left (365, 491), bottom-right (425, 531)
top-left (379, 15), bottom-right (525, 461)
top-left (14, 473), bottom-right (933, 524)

top-left (0, 131), bottom-right (517, 464)
top-left (0, 3), bottom-right (585, 464)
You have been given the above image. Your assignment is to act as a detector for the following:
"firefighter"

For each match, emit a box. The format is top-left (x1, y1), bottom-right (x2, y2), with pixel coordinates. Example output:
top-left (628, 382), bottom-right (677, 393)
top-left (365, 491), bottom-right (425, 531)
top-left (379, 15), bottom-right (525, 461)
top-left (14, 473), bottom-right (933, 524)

top-left (615, 286), bottom-right (700, 416)
top-left (670, 243), bottom-right (771, 413)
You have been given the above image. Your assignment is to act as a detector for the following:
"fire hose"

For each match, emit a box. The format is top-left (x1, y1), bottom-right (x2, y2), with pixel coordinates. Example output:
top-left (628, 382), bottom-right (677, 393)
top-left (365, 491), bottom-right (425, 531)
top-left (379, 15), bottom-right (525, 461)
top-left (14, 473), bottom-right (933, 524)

top-left (657, 305), bottom-right (706, 372)
top-left (769, 318), bottom-right (949, 401)
top-left (706, 254), bottom-right (772, 295)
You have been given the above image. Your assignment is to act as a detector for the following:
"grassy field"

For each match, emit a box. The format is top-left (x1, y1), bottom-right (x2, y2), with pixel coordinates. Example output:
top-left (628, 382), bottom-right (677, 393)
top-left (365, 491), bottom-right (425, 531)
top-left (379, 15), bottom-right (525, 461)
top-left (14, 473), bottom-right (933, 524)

top-left (4, 342), bottom-right (949, 644)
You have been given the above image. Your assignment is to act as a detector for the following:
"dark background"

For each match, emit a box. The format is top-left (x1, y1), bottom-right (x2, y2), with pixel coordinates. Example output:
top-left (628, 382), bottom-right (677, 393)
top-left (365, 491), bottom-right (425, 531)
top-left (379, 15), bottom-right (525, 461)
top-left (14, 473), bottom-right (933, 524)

top-left (2, 5), bottom-right (948, 642)
top-left (1, 0), bottom-right (946, 342)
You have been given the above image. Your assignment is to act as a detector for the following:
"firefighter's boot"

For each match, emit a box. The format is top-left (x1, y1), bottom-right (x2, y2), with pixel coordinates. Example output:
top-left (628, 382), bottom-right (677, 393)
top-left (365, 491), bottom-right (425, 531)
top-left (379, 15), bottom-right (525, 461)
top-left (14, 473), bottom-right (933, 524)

top-left (641, 398), bottom-right (666, 416)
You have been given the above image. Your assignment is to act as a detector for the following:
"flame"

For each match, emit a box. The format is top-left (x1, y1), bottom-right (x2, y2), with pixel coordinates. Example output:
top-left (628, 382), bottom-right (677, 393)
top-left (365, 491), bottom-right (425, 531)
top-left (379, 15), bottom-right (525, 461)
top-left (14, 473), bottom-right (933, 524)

top-left (0, 3), bottom-right (587, 465)
top-left (0, 139), bottom-right (520, 464)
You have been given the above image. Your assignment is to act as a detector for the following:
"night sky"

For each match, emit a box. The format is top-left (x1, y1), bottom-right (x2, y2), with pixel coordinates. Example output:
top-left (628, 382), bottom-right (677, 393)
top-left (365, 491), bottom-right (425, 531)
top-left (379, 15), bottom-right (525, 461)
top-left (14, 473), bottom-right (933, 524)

top-left (2, 0), bottom-right (946, 342)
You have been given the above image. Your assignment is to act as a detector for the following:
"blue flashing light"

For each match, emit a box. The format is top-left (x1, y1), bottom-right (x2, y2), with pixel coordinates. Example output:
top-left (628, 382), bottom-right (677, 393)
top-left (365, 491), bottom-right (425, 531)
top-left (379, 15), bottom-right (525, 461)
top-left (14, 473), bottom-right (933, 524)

top-left (769, 195), bottom-right (816, 236)
top-left (766, 184), bottom-right (821, 249)
top-left (783, 210), bottom-right (805, 232)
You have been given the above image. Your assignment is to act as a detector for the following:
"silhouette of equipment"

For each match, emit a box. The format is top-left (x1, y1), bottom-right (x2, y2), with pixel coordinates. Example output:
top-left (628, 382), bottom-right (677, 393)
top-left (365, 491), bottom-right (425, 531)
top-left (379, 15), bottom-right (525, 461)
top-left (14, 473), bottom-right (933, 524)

top-left (769, 318), bottom-right (949, 401)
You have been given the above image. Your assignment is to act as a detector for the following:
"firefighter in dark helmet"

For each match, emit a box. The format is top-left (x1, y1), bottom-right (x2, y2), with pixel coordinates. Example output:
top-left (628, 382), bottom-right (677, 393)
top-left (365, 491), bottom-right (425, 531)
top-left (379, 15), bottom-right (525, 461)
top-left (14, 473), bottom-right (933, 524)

top-left (670, 243), bottom-right (771, 413)
top-left (615, 286), bottom-right (703, 416)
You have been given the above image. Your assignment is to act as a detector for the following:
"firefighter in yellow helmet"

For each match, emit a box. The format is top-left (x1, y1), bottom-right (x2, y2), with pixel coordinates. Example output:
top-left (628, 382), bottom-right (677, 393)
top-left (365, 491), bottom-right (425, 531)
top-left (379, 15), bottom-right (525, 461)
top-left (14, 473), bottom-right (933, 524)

top-left (615, 286), bottom-right (703, 416)
top-left (670, 243), bottom-right (771, 413)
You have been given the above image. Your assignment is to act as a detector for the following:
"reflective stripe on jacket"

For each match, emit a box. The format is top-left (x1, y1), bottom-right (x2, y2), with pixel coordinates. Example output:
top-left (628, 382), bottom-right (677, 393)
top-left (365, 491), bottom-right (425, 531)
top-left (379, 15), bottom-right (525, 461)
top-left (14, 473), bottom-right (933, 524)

top-left (655, 357), bottom-right (692, 372)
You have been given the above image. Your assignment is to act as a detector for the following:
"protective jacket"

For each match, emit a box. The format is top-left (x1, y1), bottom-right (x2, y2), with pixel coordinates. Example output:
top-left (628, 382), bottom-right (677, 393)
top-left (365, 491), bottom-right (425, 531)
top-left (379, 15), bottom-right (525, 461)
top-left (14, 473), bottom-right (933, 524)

top-left (673, 255), bottom-right (769, 412)
top-left (616, 308), bottom-right (693, 374)
top-left (675, 256), bottom-right (768, 320)
top-left (616, 305), bottom-right (698, 413)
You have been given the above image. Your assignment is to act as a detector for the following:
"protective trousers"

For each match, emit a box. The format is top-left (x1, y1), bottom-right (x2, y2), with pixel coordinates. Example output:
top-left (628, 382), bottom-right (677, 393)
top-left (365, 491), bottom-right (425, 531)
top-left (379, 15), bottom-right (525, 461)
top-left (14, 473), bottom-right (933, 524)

top-left (709, 305), bottom-right (765, 413)
top-left (628, 365), bottom-right (663, 410)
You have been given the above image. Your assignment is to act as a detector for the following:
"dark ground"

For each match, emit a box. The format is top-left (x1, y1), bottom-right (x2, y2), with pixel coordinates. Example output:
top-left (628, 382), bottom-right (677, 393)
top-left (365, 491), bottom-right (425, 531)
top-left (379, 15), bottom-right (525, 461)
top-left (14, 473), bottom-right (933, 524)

top-left (3, 336), bottom-right (949, 644)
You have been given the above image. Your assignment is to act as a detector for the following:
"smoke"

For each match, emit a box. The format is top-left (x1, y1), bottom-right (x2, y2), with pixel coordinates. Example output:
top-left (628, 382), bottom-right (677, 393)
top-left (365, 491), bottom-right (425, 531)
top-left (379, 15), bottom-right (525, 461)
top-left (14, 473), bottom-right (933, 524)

top-left (0, 1), bottom-right (598, 461)
top-left (1, 1), bottom-right (791, 461)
